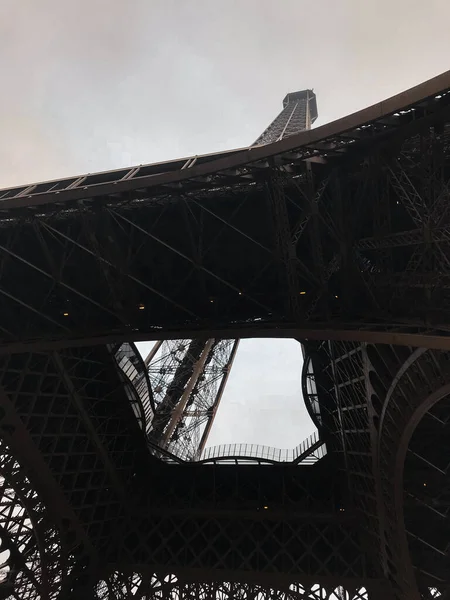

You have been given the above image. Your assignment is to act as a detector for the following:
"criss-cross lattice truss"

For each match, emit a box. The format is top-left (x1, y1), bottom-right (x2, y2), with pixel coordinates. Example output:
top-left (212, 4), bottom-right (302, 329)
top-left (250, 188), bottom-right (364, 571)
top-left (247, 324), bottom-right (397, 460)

top-left (94, 572), bottom-right (373, 600)
top-left (0, 439), bottom-right (66, 600)
top-left (147, 339), bottom-right (238, 460)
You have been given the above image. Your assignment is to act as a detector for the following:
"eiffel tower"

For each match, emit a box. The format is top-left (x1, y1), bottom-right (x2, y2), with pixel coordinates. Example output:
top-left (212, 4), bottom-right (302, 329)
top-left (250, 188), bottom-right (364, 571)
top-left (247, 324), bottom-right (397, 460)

top-left (0, 72), bottom-right (449, 600)
top-left (146, 89), bottom-right (318, 462)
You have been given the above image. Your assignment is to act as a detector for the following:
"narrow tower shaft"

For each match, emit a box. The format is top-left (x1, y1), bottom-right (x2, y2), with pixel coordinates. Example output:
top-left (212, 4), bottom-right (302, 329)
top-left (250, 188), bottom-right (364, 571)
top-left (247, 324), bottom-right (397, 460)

top-left (254, 89), bottom-right (317, 145)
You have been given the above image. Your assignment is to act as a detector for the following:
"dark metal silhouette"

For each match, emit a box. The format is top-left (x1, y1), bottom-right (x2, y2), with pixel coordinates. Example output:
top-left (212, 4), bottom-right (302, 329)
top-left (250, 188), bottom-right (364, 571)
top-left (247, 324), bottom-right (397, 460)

top-left (0, 72), bottom-right (449, 599)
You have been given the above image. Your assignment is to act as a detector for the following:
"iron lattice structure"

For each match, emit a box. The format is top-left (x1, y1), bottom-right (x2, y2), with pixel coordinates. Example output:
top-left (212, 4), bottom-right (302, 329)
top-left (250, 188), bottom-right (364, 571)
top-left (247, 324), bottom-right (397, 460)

top-left (302, 339), bottom-right (450, 600)
top-left (147, 338), bottom-right (239, 460)
top-left (254, 89), bottom-right (318, 145)
top-left (0, 72), bottom-right (449, 599)
top-left (146, 90), bottom-right (316, 457)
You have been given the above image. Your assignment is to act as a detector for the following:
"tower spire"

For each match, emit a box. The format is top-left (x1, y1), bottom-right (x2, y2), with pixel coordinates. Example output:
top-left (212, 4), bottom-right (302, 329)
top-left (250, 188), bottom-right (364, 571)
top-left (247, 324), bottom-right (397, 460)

top-left (253, 88), bottom-right (317, 145)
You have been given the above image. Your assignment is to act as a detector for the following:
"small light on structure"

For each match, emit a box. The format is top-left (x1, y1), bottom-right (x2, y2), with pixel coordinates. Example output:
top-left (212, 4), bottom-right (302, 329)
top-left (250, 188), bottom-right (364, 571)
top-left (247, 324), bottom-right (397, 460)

top-left (238, 292), bottom-right (242, 296)
top-left (263, 506), bottom-right (269, 510)
top-left (63, 312), bottom-right (69, 317)
top-left (424, 483), bottom-right (427, 487)
top-left (300, 291), bottom-right (306, 295)
top-left (138, 304), bottom-right (145, 310)
top-left (339, 508), bottom-right (345, 512)
top-left (210, 299), bottom-right (214, 303)
top-left (335, 295), bottom-right (339, 299)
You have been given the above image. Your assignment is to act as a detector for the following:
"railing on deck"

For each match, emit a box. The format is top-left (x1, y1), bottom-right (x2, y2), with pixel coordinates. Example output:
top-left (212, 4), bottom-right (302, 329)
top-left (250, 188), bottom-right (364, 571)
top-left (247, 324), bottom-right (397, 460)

top-left (196, 430), bottom-right (326, 465)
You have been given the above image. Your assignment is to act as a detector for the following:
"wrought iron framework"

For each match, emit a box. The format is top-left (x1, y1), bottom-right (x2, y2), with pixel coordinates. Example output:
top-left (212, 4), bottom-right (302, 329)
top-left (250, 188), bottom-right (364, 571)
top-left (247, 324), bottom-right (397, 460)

top-left (0, 72), bottom-right (450, 599)
top-left (146, 338), bottom-right (239, 460)
top-left (0, 437), bottom-right (67, 599)
top-left (1, 76), bottom-right (450, 351)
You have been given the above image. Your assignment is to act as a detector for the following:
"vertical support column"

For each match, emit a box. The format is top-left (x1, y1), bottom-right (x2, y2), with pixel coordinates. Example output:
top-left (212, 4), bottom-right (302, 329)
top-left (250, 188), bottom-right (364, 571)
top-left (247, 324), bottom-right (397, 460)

top-left (144, 340), bottom-right (163, 367)
top-left (162, 339), bottom-right (215, 448)
top-left (149, 338), bottom-right (208, 442)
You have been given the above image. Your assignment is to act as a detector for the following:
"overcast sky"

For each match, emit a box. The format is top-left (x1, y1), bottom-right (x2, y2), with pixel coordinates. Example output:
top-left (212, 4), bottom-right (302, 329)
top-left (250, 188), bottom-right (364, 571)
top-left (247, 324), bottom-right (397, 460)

top-left (1, 0), bottom-right (449, 449)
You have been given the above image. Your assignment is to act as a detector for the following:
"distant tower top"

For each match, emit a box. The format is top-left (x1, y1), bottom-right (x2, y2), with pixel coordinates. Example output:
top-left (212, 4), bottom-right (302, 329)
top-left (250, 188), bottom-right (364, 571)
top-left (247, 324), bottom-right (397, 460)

top-left (253, 89), bottom-right (318, 146)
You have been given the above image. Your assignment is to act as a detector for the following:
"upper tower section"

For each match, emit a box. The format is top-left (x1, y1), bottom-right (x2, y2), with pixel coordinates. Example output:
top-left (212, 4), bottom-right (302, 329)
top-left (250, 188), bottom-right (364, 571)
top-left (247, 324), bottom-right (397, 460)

top-left (253, 89), bottom-right (317, 146)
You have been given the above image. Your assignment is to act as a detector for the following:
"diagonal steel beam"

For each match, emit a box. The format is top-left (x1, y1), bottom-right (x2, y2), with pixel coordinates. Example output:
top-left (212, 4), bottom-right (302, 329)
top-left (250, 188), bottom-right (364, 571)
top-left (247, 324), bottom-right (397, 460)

top-left (0, 384), bottom-right (95, 556)
top-left (108, 208), bottom-right (275, 313)
top-left (388, 164), bottom-right (427, 227)
top-left (187, 195), bottom-right (272, 253)
top-left (42, 222), bottom-right (199, 319)
top-left (0, 239), bottom-right (123, 324)
top-left (0, 286), bottom-right (68, 332)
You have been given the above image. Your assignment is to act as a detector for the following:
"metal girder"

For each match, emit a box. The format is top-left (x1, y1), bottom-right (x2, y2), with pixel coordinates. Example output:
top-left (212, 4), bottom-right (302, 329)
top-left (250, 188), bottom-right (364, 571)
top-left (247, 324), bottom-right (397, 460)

top-left (160, 339), bottom-right (215, 448)
top-left (196, 339), bottom-right (239, 459)
top-left (187, 192), bottom-right (272, 254)
top-left (0, 382), bottom-right (93, 557)
top-left (148, 339), bottom-right (209, 444)
top-left (6, 326), bottom-right (450, 355)
top-left (267, 175), bottom-right (303, 320)
top-left (4, 107), bottom-right (450, 347)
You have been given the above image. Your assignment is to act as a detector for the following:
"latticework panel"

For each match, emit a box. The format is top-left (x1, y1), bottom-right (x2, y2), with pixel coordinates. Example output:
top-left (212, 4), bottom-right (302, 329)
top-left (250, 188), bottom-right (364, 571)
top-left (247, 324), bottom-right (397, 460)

top-left (93, 571), bottom-right (382, 600)
top-left (0, 437), bottom-right (67, 600)
top-left (0, 347), bottom-right (149, 550)
top-left (122, 516), bottom-right (365, 579)
top-left (147, 339), bottom-right (237, 460)
top-left (99, 462), bottom-right (370, 586)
